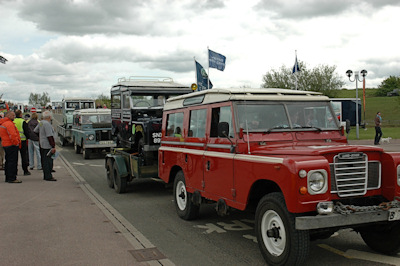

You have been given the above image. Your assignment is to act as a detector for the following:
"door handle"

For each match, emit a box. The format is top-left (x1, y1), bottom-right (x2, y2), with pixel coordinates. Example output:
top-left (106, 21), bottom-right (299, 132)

top-left (206, 161), bottom-right (210, 171)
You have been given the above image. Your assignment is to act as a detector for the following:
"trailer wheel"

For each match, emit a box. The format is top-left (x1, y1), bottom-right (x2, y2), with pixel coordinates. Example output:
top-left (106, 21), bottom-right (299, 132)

top-left (82, 144), bottom-right (90, 159)
top-left (173, 171), bottom-right (199, 220)
top-left (255, 193), bottom-right (309, 266)
top-left (105, 159), bottom-right (114, 188)
top-left (113, 163), bottom-right (127, 194)
top-left (59, 136), bottom-right (66, 146)
top-left (359, 222), bottom-right (400, 255)
top-left (74, 140), bottom-right (81, 154)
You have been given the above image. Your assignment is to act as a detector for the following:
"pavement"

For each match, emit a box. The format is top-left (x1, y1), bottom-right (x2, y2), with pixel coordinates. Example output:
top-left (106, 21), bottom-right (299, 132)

top-left (0, 154), bottom-right (174, 266)
top-left (1, 139), bottom-right (399, 266)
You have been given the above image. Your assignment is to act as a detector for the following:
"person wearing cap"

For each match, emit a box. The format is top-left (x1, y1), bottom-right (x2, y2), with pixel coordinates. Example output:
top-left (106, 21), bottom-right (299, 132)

top-left (0, 111), bottom-right (22, 183)
top-left (34, 110), bottom-right (57, 181)
top-left (14, 110), bottom-right (31, 176)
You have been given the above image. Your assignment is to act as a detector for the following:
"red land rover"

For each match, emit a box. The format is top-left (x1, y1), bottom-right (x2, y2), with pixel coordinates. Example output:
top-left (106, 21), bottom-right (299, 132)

top-left (158, 88), bottom-right (400, 265)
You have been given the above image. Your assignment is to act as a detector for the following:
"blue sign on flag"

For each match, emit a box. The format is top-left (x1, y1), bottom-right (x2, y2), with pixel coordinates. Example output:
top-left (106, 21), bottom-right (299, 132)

top-left (195, 60), bottom-right (213, 91)
top-left (292, 55), bottom-right (300, 74)
top-left (208, 49), bottom-right (226, 71)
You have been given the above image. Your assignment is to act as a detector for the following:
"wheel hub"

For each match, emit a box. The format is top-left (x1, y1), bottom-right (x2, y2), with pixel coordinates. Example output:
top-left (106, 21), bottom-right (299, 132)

top-left (267, 225), bottom-right (281, 240)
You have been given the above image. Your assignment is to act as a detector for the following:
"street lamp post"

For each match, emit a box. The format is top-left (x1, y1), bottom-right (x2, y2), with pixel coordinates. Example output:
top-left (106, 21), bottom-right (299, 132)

top-left (346, 69), bottom-right (367, 139)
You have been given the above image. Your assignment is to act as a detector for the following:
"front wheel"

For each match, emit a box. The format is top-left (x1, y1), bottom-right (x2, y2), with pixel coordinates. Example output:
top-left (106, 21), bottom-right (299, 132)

top-left (173, 171), bottom-right (199, 220)
top-left (255, 193), bottom-right (309, 266)
top-left (359, 222), bottom-right (400, 255)
top-left (82, 144), bottom-right (90, 159)
top-left (74, 140), bottom-right (81, 154)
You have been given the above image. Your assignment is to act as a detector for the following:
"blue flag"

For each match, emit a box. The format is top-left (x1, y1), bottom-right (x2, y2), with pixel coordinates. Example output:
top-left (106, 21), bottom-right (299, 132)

top-left (195, 60), bottom-right (213, 91)
top-left (292, 55), bottom-right (300, 74)
top-left (208, 49), bottom-right (226, 71)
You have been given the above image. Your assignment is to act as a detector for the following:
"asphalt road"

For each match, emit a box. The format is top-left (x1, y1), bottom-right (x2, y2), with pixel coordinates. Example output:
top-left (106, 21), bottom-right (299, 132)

top-left (53, 113), bottom-right (400, 265)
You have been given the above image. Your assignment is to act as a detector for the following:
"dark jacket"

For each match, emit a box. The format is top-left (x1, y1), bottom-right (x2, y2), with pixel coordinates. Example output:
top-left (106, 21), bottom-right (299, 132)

top-left (27, 119), bottom-right (40, 141)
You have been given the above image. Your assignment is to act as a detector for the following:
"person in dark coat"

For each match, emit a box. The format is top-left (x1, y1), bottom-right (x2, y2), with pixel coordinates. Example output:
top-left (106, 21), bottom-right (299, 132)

top-left (27, 112), bottom-right (42, 170)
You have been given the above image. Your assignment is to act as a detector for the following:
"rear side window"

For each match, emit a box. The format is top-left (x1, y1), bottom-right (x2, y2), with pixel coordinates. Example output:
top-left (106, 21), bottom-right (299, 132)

top-left (189, 109), bottom-right (207, 138)
top-left (166, 112), bottom-right (184, 137)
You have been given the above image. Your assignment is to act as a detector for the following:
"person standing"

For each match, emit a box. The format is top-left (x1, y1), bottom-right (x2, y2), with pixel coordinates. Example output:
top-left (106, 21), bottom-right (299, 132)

top-left (0, 111), bottom-right (22, 183)
top-left (14, 110), bottom-right (31, 175)
top-left (34, 110), bottom-right (57, 181)
top-left (27, 112), bottom-right (42, 170)
top-left (374, 111), bottom-right (383, 145)
top-left (0, 112), bottom-right (4, 170)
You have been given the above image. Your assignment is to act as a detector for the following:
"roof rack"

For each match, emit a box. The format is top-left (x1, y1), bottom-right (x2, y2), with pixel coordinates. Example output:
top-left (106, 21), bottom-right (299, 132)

top-left (117, 76), bottom-right (173, 83)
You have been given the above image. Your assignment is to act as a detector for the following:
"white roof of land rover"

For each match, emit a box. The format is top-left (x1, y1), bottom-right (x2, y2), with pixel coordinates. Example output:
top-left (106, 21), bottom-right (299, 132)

top-left (164, 88), bottom-right (330, 111)
top-left (73, 108), bottom-right (111, 115)
top-left (112, 76), bottom-right (191, 92)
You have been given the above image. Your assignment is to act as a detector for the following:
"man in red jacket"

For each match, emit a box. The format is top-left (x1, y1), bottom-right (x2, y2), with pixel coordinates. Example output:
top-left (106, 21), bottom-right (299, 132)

top-left (0, 111), bottom-right (22, 183)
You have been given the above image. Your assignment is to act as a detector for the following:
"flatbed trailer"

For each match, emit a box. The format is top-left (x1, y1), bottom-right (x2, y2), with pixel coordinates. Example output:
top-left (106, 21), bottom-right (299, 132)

top-left (105, 148), bottom-right (159, 193)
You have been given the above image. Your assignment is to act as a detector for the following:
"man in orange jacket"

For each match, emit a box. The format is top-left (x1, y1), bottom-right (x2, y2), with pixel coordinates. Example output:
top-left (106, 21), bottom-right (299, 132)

top-left (0, 111), bottom-right (22, 183)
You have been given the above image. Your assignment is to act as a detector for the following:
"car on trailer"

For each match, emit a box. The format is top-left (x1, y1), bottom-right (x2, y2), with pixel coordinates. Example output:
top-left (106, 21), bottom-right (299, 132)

top-left (105, 76), bottom-right (192, 193)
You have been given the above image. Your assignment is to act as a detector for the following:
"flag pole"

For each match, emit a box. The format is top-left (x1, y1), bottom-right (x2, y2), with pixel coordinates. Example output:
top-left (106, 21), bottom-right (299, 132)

top-left (295, 50), bottom-right (298, 90)
top-left (207, 46), bottom-right (210, 90)
top-left (194, 56), bottom-right (197, 87)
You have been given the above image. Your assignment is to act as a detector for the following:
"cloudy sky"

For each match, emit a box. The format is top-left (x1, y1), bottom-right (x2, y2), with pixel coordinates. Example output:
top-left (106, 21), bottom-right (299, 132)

top-left (1, 0), bottom-right (399, 104)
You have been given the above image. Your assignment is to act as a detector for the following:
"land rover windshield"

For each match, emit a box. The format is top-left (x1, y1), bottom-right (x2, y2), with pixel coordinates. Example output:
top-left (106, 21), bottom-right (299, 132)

top-left (81, 114), bottom-right (111, 124)
top-left (236, 101), bottom-right (339, 132)
top-left (130, 95), bottom-right (179, 108)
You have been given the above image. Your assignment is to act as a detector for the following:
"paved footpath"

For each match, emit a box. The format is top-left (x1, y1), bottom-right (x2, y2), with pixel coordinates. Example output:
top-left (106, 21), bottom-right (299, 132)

top-left (0, 155), bottom-right (174, 266)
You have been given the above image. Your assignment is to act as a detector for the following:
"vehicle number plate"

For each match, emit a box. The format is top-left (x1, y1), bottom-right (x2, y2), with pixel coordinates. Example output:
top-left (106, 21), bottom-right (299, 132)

top-left (99, 141), bottom-right (114, 144)
top-left (388, 208), bottom-right (400, 221)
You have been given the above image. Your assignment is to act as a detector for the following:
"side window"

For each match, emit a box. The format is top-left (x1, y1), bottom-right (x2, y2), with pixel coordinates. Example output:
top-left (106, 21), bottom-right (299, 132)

top-left (166, 112), bottom-right (184, 137)
top-left (210, 106), bottom-right (233, 138)
top-left (122, 94), bottom-right (130, 109)
top-left (111, 94), bottom-right (121, 109)
top-left (189, 109), bottom-right (207, 138)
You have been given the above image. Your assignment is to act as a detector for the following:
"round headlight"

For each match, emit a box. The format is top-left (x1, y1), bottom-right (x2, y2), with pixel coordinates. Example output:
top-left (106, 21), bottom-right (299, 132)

top-left (309, 171), bottom-right (325, 192)
top-left (88, 134), bottom-right (95, 141)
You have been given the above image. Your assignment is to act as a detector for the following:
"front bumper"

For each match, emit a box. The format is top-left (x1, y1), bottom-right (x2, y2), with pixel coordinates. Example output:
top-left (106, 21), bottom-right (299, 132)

top-left (296, 209), bottom-right (393, 230)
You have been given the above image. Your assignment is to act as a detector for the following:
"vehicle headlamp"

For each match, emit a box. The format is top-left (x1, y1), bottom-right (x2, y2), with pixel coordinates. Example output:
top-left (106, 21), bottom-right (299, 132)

top-left (307, 170), bottom-right (328, 195)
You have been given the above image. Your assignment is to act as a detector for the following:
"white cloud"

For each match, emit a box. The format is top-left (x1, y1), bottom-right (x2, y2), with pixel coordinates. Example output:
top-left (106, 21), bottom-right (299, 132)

top-left (0, 0), bottom-right (399, 104)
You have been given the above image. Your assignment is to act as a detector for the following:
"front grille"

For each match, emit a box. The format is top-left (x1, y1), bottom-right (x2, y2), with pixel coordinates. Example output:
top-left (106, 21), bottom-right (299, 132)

top-left (96, 130), bottom-right (112, 141)
top-left (330, 152), bottom-right (381, 197)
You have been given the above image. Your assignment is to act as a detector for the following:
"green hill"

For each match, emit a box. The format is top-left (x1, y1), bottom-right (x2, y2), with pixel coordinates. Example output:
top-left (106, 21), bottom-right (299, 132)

top-left (333, 89), bottom-right (400, 140)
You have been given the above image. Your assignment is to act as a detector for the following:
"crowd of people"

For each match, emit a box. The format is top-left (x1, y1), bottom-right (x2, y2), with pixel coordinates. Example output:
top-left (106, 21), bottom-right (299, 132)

top-left (0, 110), bottom-right (57, 183)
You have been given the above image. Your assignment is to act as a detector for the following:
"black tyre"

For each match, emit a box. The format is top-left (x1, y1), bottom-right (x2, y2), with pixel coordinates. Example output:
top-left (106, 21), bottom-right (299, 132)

top-left (360, 222), bottom-right (400, 255)
top-left (83, 144), bottom-right (90, 159)
top-left (113, 163), bottom-right (127, 194)
top-left (255, 193), bottom-right (309, 266)
top-left (173, 171), bottom-right (199, 220)
top-left (74, 141), bottom-right (81, 154)
top-left (106, 159), bottom-right (114, 189)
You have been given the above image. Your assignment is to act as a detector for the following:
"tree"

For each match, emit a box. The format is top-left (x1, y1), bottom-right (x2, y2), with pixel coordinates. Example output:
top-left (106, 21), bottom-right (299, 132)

top-left (261, 61), bottom-right (345, 97)
top-left (95, 93), bottom-right (111, 108)
top-left (375, 75), bottom-right (400, 96)
top-left (29, 92), bottom-right (50, 106)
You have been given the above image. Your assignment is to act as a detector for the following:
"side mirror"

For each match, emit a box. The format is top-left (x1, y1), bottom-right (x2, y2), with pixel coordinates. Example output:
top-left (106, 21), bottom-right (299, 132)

top-left (345, 119), bottom-right (351, 134)
top-left (218, 122), bottom-right (229, 137)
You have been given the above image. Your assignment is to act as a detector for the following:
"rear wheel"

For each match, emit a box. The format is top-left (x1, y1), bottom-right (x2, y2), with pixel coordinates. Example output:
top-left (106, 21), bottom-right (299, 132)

top-left (113, 163), bottom-right (127, 194)
top-left (106, 159), bottom-right (114, 188)
top-left (359, 222), bottom-right (400, 255)
top-left (173, 171), bottom-right (199, 220)
top-left (255, 193), bottom-right (309, 266)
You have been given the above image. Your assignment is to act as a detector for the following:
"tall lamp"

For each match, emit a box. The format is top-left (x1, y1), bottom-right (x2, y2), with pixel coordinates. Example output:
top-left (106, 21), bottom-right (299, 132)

top-left (346, 69), bottom-right (368, 139)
